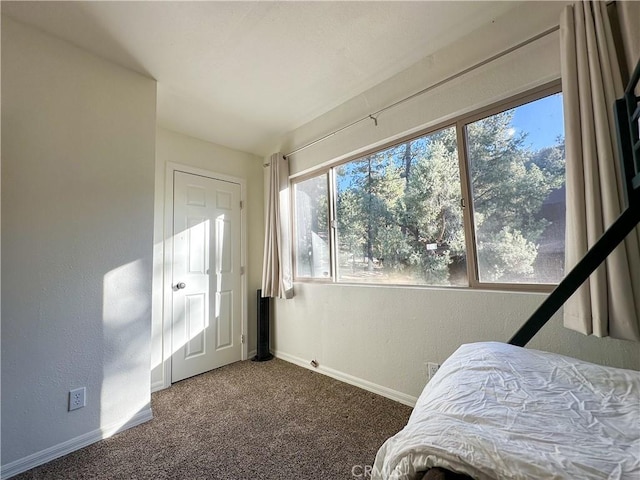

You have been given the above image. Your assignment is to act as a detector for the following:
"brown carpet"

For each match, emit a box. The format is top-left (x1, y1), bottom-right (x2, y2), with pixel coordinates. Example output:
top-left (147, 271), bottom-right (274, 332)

top-left (14, 358), bottom-right (412, 479)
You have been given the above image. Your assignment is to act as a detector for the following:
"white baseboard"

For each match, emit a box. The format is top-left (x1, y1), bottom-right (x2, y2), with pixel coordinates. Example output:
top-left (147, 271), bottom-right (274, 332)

top-left (151, 379), bottom-right (167, 393)
top-left (1, 408), bottom-right (153, 479)
top-left (247, 349), bottom-right (257, 359)
top-left (273, 350), bottom-right (417, 407)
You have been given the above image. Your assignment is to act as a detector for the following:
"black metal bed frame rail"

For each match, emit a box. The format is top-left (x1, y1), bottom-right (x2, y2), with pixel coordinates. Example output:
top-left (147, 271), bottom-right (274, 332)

top-left (509, 60), bottom-right (640, 347)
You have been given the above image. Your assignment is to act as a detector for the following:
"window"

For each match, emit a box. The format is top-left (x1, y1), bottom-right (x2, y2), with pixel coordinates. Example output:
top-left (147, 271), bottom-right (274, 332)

top-left (335, 127), bottom-right (466, 285)
top-left (294, 173), bottom-right (331, 279)
top-left (466, 93), bottom-right (565, 285)
top-left (292, 84), bottom-right (566, 290)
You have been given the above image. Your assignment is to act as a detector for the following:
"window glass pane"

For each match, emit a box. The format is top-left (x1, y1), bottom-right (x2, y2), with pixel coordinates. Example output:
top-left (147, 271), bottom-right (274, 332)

top-left (335, 127), bottom-right (467, 285)
top-left (294, 174), bottom-right (331, 279)
top-left (466, 93), bottom-right (566, 284)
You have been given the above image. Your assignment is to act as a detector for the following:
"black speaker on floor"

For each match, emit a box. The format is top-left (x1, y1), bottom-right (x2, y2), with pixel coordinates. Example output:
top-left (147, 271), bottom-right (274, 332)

top-left (253, 289), bottom-right (273, 362)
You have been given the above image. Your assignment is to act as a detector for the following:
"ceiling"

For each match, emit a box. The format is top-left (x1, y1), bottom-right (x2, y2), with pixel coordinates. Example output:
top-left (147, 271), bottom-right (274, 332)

top-left (2, 1), bottom-right (522, 157)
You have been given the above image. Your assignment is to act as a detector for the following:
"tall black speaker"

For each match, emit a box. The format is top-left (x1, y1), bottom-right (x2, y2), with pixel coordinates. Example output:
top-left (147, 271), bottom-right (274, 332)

top-left (253, 289), bottom-right (273, 362)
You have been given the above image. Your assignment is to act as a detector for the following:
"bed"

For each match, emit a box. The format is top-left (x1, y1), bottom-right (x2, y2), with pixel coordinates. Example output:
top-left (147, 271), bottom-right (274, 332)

top-left (373, 50), bottom-right (640, 480)
top-left (373, 342), bottom-right (640, 479)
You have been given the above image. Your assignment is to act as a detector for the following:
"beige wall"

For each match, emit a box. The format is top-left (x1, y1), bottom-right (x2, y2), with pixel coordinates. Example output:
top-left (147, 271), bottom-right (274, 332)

top-left (272, 2), bottom-right (640, 404)
top-left (152, 127), bottom-right (264, 390)
top-left (1, 16), bottom-right (157, 471)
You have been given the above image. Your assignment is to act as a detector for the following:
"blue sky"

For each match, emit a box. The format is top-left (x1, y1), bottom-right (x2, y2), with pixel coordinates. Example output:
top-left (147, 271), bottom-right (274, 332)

top-left (333, 92), bottom-right (566, 191)
top-left (510, 93), bottom-right (564, 151)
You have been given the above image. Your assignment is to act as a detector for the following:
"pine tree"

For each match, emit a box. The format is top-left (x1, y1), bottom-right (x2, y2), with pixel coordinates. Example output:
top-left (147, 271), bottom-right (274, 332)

top-left (333, 109), bottom-right (565, 285)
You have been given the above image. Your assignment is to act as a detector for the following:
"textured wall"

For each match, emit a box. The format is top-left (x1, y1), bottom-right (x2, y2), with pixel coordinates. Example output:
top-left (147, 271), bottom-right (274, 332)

top-left (1, 16), bottom-right (156, 466)
top-left (272, 2), bottom-right (640, 402)
top-left (275, 284), bottom-right (640, 400)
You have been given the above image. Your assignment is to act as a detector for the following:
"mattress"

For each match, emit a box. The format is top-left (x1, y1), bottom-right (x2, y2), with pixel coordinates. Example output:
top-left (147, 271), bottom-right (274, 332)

top-left (372, 342), bottom-right (640, 479)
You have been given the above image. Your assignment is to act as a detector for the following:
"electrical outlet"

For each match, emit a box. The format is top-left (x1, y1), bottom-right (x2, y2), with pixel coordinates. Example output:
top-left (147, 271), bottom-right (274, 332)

top-left (69, 387), bottom-right (86, 411)
top-left (427, 362), bottom-right (440, 380)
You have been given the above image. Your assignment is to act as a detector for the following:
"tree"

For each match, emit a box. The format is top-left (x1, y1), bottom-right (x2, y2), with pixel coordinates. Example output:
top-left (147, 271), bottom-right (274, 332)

top-left (336, 152), bottom-right (404, 272)
top-left (402, 128), bottom-right (465, 283)
top-left (467, 110), bottom-right (565, 281)
top-left (332, 108), bottom-right (566, 285)
top-left (336, 189), bottom-right (365, 273)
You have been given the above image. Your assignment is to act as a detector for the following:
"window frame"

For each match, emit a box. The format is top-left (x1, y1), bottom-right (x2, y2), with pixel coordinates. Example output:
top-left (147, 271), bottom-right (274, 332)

top-left (291, 168), bottom-right (334, 283)
top-left (290, 80), bottom-right (564, 292)
top-left (458, 81), bottom-right (563, 292)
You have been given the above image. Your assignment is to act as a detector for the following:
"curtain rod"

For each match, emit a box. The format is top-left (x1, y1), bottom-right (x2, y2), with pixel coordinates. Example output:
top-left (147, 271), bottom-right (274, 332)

top-left (283, 24), bottom-right (560, 159)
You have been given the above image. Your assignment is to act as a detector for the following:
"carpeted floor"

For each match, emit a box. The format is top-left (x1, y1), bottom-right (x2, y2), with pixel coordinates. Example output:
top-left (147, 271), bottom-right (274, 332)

top-left (14, 358), bottom-right (412, 479)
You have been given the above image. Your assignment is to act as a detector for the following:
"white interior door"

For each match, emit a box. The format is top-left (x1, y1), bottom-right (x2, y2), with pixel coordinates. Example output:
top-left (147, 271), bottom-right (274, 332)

top-left (171, 171), bottom-right (242, 383)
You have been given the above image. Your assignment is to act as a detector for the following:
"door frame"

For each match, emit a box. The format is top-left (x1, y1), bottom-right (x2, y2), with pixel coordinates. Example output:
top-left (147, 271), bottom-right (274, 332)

top-left (161, 162), bottom-right (248, 389)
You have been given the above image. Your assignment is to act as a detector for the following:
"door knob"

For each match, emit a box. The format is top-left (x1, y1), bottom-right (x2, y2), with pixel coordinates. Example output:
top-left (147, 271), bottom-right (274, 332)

top-left (176, 282), bottom-right (186, 290)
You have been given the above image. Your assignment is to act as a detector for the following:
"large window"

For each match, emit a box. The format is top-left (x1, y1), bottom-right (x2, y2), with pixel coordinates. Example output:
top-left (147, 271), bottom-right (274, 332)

top-left (292, 85), bottom-right (566, 290)
top-left (335, 127), bottom-right (466, 285)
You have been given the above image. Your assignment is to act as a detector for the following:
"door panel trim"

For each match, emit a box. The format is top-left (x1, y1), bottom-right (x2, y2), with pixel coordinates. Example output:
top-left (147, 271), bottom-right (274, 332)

top-left (161, 162), bottom-right (248, 389)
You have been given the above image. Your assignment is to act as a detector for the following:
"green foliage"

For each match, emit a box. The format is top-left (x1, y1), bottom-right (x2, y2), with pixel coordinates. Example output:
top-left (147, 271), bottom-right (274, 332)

top-left (468, 110), bottom-right (565, 282)
top-left (332, 108), bottom-right (566, 285)
top-left (336, 189), bottom-right (366, 273)
top-left (477, 227), bottom-right (538, 281)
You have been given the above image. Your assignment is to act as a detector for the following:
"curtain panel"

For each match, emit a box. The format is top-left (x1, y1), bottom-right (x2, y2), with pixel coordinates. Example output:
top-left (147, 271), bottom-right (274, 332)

top-left (261, 153), bottom-right (294, 299)
top-left (560, 1), bottom-right (640, 341)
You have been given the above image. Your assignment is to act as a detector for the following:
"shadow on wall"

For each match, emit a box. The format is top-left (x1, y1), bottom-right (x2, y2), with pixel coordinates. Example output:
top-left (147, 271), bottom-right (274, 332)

top-left (0, 254), bottom-right (153, 477)
top-left (102, 257), bottom-right (153, 430)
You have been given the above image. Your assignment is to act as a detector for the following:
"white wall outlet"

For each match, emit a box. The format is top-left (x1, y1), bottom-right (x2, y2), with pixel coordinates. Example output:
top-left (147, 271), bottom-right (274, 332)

top-left (69, 387), bottom-right (86, 411)
top-left (427, 362), bottom-right (441, 380)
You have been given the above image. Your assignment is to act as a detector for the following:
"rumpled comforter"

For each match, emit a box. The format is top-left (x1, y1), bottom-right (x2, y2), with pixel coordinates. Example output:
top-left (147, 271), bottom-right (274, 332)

top-left (373, 342), bottom-right (640, 479)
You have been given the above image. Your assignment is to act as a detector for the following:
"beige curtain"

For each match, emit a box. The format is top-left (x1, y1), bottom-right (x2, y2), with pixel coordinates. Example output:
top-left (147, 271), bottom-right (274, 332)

top-left (560, 1), bottom-right (640, 341)
top-left (261, 153), bottom-right (294, 299)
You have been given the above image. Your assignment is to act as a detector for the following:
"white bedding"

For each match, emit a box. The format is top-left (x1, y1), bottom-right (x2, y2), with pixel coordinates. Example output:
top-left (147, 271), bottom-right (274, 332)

top-left (373, 342), bottom-right (640, 480)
